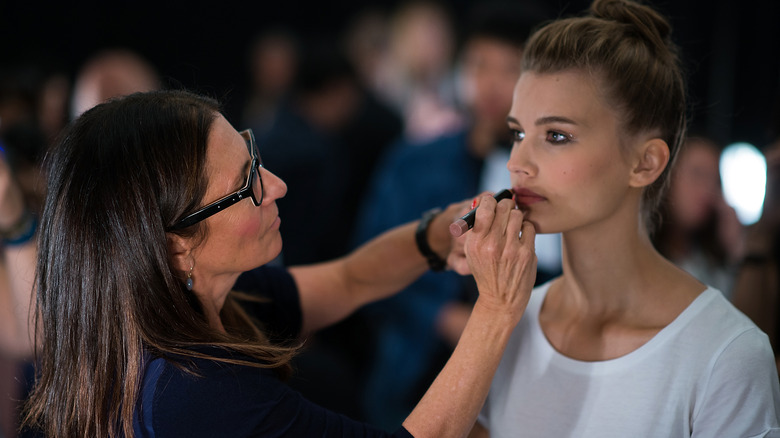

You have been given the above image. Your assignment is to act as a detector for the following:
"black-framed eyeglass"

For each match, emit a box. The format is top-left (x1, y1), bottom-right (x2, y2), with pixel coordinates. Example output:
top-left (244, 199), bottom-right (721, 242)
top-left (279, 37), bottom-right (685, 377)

top-left (169, 129), bottom-right (264, 231)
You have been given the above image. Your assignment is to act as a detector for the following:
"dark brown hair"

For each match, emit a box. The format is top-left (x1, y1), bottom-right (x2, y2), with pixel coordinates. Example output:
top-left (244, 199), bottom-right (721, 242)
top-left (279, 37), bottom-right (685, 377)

top-left (522, 0), bottom-right (687, 229)
top-left (23, 90), bottom-right (296, 437)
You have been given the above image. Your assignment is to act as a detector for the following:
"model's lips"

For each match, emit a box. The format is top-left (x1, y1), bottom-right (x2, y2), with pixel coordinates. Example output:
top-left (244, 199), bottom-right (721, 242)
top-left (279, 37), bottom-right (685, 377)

top-left (513, 187), bottom-right (546, 206)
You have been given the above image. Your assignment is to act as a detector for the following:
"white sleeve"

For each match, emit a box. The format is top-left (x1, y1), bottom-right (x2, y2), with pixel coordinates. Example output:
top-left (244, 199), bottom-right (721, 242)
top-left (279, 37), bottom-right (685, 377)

top-left (692, 328), bottom-right (780, 438)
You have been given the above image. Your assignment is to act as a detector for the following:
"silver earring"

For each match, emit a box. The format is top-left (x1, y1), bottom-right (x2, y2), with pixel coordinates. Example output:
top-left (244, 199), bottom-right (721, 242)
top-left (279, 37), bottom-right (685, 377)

top-left (186, 264), bottom-right (194, 291)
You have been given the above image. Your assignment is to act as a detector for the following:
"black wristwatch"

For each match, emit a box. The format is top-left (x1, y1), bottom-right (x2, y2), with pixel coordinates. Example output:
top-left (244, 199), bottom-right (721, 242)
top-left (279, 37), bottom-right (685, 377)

top-left (415, 208), bottom-right (447, 271)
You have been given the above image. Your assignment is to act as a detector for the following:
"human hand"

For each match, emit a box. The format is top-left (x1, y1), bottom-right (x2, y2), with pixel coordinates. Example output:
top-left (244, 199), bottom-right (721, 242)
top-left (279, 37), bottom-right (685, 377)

top-left (447, 193), bottom-right (492, 275)
top-left (427, 199), bottom-right (472, 264)
top-left (465, 194), bottom-right (537, 323)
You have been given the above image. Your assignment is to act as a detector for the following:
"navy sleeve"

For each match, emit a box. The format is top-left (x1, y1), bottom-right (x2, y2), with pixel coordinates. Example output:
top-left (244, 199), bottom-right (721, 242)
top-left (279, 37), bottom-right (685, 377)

top-left (233, 266), bottom-right (303, 343)
top-left (150, 358), bottom-right (414, 438)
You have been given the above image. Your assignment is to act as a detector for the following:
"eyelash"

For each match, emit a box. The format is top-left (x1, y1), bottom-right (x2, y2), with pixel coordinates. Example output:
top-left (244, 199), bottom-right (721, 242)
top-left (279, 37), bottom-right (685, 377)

top-left (510, 129), bottom-right (572, 145)
top-left (546, 131), bottom-right (572, 144)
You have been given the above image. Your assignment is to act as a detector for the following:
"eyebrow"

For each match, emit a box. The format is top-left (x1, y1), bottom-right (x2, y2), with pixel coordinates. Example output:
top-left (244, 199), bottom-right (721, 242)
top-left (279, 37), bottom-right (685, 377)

top-left (506, 115), bottom-right (579, 126)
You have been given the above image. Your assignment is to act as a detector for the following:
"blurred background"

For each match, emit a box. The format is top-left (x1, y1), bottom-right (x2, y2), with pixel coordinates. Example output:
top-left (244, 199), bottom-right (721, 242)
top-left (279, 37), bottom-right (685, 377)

top-left (1, 0), bottom-right (778, 147)
top-left (1, 0), bottom-right (780, 436)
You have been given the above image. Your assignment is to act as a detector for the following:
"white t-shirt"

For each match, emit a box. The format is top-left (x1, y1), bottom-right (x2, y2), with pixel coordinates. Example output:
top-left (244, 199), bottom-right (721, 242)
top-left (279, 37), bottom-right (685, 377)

top-left (479, 282), bottom-right (780, 437)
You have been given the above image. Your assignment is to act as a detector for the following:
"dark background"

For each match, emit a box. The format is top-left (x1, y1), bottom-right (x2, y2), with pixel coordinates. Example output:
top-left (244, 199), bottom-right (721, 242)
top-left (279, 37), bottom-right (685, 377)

top-left (2, 0), bottom-right (779, 147)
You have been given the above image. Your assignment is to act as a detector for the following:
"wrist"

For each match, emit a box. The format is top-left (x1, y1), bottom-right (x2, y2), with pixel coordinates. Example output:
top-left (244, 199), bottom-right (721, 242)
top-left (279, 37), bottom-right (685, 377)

top-left (416, 208), bottom-right (448, 271)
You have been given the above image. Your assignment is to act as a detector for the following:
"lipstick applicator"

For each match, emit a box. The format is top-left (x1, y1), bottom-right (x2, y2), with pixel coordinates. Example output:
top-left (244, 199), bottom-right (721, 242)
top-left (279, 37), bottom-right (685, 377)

top-left (449, 189), bottom-right (514, 237)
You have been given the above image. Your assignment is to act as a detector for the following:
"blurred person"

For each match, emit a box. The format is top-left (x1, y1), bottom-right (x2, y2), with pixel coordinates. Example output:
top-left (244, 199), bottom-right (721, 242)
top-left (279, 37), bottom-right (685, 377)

top-left (0, 65), bottom-right (53, 438)
top-left (259, 43), bottom-right (361, 266)
top-left (352, 5), bottom-right (541, 430)
top-left (734, 138), bottom-right (780, 371)
top-left (0, 151), bottom-right (37, 438)
top-left (653, 135), bottom-right (745, 298)
top-left (258, 42), bottom-right (376, 417)
top-left (450, 0), bottom-right (779, 436)
top-left (21, 89), bottom-right (538, 437)
top-left (374, 1), bottom-right (461, 141)
top-left (241, 29), bottom-right (298, 136)
top-left (70, 49), bottom-right (160, 119)
top-left (344, 8), bottom-right (391, 96)
top-left (341, 8), bottom-right (405, 254)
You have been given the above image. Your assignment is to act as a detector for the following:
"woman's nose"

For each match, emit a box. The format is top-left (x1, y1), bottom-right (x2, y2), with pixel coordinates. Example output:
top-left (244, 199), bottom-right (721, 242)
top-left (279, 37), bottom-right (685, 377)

top-left (261, 167), bottom-right (287, 204)
top-left (507, 140), bottom-right (535, 176)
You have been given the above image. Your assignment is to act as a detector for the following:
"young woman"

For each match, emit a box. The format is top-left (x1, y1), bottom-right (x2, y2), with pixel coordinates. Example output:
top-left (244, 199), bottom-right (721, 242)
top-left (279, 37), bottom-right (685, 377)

top-left (448, 0), bottom-right (780, 436)
top-left (22, 89), bottom-right (537, 437)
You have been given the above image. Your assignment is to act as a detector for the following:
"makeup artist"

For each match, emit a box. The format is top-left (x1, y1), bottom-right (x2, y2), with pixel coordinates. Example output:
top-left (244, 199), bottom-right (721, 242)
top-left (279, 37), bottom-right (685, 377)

top-left (22, 90), bottom-right (538, 438)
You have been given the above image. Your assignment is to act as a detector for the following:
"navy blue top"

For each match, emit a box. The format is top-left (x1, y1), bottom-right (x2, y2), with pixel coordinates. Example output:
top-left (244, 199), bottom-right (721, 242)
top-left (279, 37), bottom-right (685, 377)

top-left (132, 266), bottom-right (413, 438)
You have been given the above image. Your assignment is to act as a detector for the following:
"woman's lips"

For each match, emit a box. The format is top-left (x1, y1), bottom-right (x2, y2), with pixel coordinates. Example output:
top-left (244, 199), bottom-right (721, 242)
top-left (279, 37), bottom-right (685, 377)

top-left (513, 187), bottom-right (546, 206)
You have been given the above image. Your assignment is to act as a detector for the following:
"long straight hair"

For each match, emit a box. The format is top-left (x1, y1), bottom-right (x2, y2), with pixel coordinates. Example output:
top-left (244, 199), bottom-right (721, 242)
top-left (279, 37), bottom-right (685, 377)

top-left (23, 90), bottom-right (296, 437)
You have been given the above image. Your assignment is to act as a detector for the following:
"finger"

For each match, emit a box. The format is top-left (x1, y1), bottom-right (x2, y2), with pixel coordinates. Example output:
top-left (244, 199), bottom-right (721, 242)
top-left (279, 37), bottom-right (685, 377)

top-left (491, 198), bottom-right (516, 239)
top-left (518, 219), bottom-right (537, 252)
top-left (503, 208), bottom-right (525, 251)
top-left (472, 194), bottom-right (496, 235)
top-left (449, 254), bottom-right (472, 275)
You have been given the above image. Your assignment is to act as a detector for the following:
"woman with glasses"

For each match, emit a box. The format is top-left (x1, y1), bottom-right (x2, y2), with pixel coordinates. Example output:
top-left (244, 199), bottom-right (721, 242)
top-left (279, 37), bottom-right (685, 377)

top-left (22, 90), bottom-right (537, 437)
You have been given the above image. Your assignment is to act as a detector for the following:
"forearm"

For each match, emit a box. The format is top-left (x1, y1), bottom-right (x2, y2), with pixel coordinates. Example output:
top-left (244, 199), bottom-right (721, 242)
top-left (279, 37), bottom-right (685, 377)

top-left (294, 209), bottom-right (455, 334)
top-left (342, 222), bottom-right (428, 304)
top-left (402, 299), bottom-right (514, 438)
top-left (0, 241), bottom-right (37, 358)
top-left (294, 222), bottom-right (428, 334)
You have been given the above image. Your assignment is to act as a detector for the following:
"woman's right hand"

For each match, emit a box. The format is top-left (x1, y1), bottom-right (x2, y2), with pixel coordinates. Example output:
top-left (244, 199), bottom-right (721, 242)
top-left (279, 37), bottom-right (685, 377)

top-left (464, 194), bottom-right (537, 324)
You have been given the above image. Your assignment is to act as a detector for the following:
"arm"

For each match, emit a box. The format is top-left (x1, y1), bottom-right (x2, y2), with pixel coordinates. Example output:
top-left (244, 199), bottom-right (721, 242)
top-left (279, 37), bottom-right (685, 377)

top-left (403, 195), bottom-right (537, 437)
top-left (0, 155), bottom-right (37, 358)
top-left (290, 201), bottom-right (464, 335)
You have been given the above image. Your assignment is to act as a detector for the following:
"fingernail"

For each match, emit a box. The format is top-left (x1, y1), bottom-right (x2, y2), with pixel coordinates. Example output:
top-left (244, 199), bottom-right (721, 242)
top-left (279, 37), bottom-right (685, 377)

top-left (471, 198), bottom-right (479, 209)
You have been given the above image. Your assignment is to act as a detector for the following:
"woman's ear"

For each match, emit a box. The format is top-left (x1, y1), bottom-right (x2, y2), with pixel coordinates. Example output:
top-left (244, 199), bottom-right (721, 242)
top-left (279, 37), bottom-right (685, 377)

top-left (630, 138), bottom-right (670, 188)
top-left (167, 233), bottom-right (193, 278)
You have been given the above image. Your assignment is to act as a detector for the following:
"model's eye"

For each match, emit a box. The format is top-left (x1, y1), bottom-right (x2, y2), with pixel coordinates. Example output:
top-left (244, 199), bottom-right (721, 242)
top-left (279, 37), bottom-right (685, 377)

top-left (511, 129), bottom-right (525, 142)
top-left (546, 131), bottom-right (571, 144)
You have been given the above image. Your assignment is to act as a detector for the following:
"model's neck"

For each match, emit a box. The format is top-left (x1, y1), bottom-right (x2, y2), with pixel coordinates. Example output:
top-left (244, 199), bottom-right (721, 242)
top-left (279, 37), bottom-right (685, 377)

top-left (556, 201), bottom-right (665, 315)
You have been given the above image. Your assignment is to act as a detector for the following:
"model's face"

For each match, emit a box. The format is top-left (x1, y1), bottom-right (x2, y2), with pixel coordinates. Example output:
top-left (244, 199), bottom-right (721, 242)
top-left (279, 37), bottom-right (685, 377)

top-left (669, 140), bottom-right (721, 229)
top-left (506, 70), bottom-right (638, 234)
top-left (192, 115), bottom-right (287, 276)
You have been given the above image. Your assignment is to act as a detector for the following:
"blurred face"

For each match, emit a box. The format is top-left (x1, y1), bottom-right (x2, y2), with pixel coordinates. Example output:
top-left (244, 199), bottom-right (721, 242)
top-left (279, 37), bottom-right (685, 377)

top-left (192, 115), bottom-right (287, 276)
top-left (461, 37), bottom-right (522, 129)
top-left (668, 140), bottom-right (721, 229)
top-left (506, 70), bottom-right (639, 234)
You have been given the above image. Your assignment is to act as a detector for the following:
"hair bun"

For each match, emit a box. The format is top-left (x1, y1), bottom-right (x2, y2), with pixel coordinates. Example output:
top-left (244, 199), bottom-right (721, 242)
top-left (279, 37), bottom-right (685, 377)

top-left (590, 0), bottom-right (671, 45)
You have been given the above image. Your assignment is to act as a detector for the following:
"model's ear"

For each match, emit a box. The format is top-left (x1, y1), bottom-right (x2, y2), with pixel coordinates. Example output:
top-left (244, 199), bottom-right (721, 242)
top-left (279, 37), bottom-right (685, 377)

top-left (630, 138), bottom-right (670, 188)
top-left (166, 233), bottom-right (193, 279)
